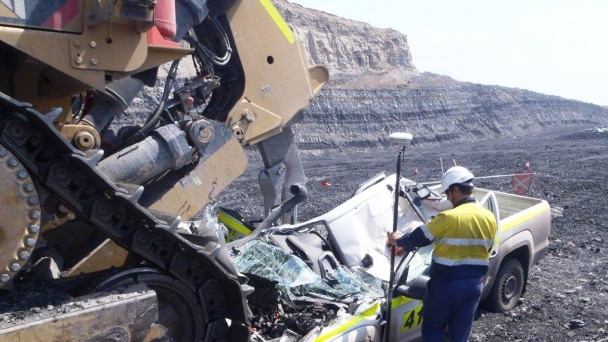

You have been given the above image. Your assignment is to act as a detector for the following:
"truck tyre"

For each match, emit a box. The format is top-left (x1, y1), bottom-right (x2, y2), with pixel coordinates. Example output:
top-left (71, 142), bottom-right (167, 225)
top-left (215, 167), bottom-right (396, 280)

top-left (483, 258), bottom-right (524, 312)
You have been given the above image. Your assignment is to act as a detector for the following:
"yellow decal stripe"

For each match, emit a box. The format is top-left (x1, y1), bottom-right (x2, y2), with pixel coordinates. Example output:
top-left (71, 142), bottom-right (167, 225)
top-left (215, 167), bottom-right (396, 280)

top-left (315, 302), bottom-right (380, 342)
top-left (259, 0), bottom-right (296, 44)
top-left (391, 296), bottom-right (414, 308)
top-left (500, 202), bottom-right (549, 232)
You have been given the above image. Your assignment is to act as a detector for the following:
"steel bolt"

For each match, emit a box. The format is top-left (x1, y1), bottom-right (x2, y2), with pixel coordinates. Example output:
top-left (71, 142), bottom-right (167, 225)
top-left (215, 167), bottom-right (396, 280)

top-left (17, 169), bottom-right (28, 179)
top-left (90, 41), bottom-right (97, 48)
top-left (91, 58), bottom-right (98, 65)
top-left (24, 183), bottom-right (35, 192)
top-left (243, 111), bottom-right (255, 122)
top-left (134, 230), bottom-right (153, 246)
top-left (231, 125), bottom-right (244, 139)
top-left (58, 203), bottom-right (70, 214)
top-left (28, 196), bottom-right (40, 206)
top-left (198, 126), bottom-right (214, 143)
top-left (7, 121), bottom-right (26, 139)
top-left (1, 274), bottom-right (10, 283)
top-left (94, 200), bottom-right (112, 217)
top-left (74, 40), bottom-right (81, 47)
top-left (8, 158), bottom-right (18, 167)
top-left (10, 263), bottom-right (21, 272)
top-left (19, 251), bottom-right (30, 260)
top-left (51, 164), bottom-right (70, 182)
top-left (75, 56), bottom-right (83, 64)
top-left (29, 224), bottom-right (40, 233)
top-left (26, 238), bottom-right (36, 247)
top-left (0, 147), bottom-right (6, 157)
top-left (74, 131), bottom-right (96, 150)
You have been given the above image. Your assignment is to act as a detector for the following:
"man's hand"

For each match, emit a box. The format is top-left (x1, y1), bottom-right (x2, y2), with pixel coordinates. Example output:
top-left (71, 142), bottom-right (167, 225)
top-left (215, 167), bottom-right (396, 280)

top-left (387, 232), bottom-right (410, 255)
top-left (386, 231), bottom-right (402, 247)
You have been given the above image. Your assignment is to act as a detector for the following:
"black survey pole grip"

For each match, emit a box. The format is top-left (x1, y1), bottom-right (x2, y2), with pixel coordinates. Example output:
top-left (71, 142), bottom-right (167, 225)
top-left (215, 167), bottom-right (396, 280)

top-left (384, 145), bottom-right (405, 342)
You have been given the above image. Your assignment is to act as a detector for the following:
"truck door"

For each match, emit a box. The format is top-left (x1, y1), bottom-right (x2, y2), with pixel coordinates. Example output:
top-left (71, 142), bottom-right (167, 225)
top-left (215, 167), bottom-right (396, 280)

top-left (479, 191), bottom-right (500, 258)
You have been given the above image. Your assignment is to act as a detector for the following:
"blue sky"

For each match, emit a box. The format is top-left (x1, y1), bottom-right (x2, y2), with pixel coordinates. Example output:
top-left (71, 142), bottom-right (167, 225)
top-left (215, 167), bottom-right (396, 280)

top-left (289, 0), bottom-right (608, 107)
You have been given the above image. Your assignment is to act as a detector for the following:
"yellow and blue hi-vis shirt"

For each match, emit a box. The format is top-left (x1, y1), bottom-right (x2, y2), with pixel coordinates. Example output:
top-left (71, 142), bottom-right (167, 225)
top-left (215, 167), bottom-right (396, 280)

top-left (397, 197), bottom-right (497, 280)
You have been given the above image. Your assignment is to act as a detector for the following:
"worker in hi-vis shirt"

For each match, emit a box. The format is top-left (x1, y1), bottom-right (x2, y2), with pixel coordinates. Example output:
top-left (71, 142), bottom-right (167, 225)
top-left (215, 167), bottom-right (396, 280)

top-left (387, 166), bottom-right (497, 342)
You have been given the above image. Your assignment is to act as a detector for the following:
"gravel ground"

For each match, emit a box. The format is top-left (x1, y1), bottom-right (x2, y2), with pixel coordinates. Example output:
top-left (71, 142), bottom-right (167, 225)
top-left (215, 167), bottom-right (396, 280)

top-left (218, 125), bottom-right (608, 341)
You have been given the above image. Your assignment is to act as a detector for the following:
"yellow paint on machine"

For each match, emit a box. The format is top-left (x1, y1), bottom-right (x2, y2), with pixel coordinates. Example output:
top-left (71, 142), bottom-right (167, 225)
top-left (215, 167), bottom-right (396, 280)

top-left (218, 210), bottom-right (252, 242)
top-left (259, 0), bottom-right (295, 44)
top-left (314, 302), bottom-right (380, 342)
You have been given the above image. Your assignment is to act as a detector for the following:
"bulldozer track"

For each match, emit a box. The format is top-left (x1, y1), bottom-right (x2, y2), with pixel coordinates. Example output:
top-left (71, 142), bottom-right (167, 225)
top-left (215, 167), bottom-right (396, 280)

top-left (0, 93), bottom-right (250, 341)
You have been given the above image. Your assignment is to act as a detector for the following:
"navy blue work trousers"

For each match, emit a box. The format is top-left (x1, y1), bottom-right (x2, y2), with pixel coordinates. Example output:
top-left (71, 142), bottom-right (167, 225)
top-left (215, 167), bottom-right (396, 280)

top-left (421, 277), bottom-right (483, 342)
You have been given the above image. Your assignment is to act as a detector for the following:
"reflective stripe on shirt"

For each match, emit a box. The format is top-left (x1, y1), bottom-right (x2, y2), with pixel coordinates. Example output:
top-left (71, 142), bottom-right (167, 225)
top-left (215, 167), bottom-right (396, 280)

top-left (419, 224), bottom-right (435, 241)
top-left (435, 237), bottom-right (494, 248)
top-left (433, 255), bottom-right (490, 267)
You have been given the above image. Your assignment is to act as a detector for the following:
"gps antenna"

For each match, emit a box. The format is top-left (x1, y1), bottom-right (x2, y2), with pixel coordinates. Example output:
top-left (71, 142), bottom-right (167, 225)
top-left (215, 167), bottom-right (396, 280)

top-left (383, 132), bottom-right (412, 342)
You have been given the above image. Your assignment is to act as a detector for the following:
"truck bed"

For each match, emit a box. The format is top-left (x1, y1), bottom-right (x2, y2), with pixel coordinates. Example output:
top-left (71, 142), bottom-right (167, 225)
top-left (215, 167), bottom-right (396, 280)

top-left (473, 188), bottom-right (546, 221)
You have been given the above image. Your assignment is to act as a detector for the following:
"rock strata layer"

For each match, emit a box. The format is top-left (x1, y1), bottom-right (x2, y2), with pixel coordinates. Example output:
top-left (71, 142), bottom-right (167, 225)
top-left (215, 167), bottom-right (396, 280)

top-left (274, 0), bottom-right (608, 151)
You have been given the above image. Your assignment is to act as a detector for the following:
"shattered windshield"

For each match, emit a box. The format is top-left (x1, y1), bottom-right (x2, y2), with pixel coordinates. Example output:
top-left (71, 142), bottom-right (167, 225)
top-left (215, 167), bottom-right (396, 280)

top-left (235, 239), bottom-right (383, 301)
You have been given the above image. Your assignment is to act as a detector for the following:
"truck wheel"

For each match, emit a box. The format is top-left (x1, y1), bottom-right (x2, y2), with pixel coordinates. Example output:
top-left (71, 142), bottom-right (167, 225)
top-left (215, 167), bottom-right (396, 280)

top-left (483, 258), bottom-right (524, 312)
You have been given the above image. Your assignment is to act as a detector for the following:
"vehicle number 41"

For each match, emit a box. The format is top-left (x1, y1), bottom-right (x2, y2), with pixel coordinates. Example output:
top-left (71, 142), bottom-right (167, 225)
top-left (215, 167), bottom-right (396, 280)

top-left (401, 306), bottom-right (423, 332)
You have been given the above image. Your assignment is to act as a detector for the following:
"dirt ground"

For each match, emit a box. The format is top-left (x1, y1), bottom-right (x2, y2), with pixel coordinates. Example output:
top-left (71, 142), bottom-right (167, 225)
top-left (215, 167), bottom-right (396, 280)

top-left (218, 125), bottom-right (608, 341)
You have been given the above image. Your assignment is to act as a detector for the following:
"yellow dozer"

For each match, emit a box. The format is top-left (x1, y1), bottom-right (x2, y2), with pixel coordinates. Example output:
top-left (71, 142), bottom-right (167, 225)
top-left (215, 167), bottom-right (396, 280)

top-left (0, 0), bottom-right (327, 340)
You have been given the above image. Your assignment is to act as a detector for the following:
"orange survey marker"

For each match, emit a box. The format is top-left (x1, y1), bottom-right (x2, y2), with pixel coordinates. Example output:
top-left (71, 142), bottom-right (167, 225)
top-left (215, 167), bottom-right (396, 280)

top-left (512, 173), bottom-right (533, 195)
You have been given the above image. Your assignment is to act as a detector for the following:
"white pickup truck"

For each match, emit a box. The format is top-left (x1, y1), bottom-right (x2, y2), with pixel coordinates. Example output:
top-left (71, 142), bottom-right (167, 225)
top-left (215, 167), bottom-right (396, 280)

top-left (228, 171), bottom-right (552, 341)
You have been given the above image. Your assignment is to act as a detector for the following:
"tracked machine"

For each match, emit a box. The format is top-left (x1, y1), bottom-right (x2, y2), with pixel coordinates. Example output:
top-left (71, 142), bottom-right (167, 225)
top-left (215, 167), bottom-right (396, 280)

top-left (0, 0), bottom-right (327, 340)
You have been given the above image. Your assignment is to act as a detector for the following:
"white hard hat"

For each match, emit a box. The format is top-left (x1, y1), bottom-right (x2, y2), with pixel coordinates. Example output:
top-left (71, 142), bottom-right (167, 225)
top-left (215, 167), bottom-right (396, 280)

top-left (441, 166), bottom-right (474, 193)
